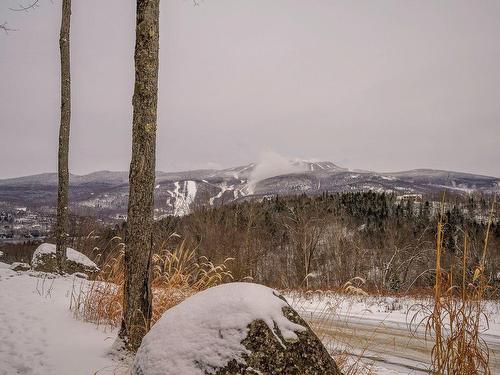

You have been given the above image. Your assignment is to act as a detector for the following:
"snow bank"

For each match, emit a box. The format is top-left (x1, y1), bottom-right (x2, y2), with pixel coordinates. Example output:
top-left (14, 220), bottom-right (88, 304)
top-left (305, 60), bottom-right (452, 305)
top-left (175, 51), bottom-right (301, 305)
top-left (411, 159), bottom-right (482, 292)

top-left (0, 268), bottom-right (123, 374)
top-left (133, 282), bottom-right (306, 375)
top-left (32, 243), bottom-right (98, 271)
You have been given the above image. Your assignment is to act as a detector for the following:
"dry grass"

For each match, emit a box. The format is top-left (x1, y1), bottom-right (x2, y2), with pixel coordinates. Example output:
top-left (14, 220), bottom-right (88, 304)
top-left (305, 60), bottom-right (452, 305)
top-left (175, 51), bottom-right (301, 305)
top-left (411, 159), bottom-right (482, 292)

top-left (410, 194), bottom-right (496, 375)
top-left (285, 279), bottom-right (376, 375)
top-left (151, 241), bottom-right (233, 324)
top-left (70, 237), bottom-right (233, 330)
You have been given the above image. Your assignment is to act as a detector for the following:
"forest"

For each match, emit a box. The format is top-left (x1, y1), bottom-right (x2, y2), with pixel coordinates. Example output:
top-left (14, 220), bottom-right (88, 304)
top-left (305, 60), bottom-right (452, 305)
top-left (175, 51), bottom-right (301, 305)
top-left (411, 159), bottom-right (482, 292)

top-left (51, 191), bottom-right (499, 294)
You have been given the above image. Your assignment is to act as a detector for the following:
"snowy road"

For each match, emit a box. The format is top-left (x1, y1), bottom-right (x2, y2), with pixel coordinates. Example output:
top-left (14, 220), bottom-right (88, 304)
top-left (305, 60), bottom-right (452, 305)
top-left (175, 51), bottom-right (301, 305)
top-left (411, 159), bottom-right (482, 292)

top-left (287, 291), bottom-right (500, 374)
top-left (302, 307), bottom-right (500, 374)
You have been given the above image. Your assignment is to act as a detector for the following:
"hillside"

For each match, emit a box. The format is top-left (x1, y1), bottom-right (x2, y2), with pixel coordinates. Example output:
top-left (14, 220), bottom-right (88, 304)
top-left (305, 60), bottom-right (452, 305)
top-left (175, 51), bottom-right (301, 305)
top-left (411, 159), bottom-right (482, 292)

top-left (0, 161), bottom-right (498, 218)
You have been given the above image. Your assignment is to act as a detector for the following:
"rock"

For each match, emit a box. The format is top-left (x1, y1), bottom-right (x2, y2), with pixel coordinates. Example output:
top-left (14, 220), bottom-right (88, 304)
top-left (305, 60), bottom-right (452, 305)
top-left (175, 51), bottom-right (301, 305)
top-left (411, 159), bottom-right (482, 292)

top-left (215, 307), bottom-right (342, 375)
top-left (72, 272), bottom-right (89, 279)
top-left (31, 243), bottom-right (99, 275)
top-left (132, 282), bottom-right (342, 375)
top-left (10, 262), bottom-right (31, 272)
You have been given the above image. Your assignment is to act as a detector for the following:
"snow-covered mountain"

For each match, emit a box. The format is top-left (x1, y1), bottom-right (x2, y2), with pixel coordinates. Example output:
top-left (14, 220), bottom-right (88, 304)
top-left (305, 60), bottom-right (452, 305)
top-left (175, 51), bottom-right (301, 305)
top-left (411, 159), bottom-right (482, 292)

top-left (0, 161), bottom-right (498, 218)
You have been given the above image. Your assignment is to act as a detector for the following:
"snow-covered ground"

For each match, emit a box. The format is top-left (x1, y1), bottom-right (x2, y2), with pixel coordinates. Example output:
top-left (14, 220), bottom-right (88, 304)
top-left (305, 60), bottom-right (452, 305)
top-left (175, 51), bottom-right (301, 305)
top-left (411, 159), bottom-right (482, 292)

top-left (1, 267), bottom-right (500, 375)
top-left (0, 267), bottom-right (126, 375)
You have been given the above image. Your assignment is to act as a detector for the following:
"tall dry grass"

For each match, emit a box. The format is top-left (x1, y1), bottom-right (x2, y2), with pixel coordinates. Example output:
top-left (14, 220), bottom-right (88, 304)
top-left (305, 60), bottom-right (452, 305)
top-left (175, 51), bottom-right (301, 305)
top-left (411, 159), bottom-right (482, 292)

top-left (411, 194), bottom-right (496, 375)
top-left (70, 237), bottom-right (233, 329)
top-left (286, 279), bottom-right (376, 375)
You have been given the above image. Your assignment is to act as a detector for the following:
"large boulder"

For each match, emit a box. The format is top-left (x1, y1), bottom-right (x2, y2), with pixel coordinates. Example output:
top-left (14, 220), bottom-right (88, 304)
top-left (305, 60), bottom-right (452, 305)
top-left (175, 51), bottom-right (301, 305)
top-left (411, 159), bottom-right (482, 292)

top-left (31, 243), bottom-right (99, 275)
top-left (132, 282), bottom-right (342, 375)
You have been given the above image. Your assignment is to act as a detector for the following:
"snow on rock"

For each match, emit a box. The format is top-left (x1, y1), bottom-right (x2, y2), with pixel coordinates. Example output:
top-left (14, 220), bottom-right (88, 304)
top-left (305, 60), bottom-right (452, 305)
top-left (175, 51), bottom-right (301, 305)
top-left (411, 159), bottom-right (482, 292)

top-left (133, 282), bottom-right (341, 375)
top-left (31, 243), bottom-right (99, 274)
top-left (10, 262), bottom-right (31, 271)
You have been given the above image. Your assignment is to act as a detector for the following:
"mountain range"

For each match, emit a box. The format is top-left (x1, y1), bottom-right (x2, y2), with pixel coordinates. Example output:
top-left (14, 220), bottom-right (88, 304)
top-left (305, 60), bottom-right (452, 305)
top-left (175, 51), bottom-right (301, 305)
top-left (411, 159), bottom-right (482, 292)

top-left (0, 161), bottom-right (498, 218)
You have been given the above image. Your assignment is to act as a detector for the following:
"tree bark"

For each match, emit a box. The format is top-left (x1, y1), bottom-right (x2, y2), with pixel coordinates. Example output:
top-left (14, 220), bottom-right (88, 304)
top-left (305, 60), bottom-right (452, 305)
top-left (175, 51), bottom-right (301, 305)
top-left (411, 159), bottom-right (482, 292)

top-left (120, 0), bottom-right (160, 351)
top-left (56, 0), bottom-right (71, 272)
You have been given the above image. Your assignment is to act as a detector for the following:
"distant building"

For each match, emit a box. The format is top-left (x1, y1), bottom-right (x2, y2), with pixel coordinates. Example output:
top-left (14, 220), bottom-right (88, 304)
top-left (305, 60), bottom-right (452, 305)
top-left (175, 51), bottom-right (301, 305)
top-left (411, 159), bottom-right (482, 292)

top-left (396, 194), bottom-right (423, 203)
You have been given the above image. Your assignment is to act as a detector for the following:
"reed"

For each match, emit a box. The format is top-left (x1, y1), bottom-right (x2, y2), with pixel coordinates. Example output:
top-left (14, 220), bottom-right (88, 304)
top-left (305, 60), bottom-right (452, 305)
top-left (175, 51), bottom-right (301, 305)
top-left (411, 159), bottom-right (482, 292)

top-left (70, 237), bottom-right (233, 329)
top-left (413, 194), bottom-right (495, 374)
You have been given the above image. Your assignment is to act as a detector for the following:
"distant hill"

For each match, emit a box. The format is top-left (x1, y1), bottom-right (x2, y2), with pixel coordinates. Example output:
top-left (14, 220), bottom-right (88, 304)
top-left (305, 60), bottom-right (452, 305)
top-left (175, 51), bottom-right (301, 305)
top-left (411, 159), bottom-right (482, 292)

top-left (0, 161), bottom-right (498, 218)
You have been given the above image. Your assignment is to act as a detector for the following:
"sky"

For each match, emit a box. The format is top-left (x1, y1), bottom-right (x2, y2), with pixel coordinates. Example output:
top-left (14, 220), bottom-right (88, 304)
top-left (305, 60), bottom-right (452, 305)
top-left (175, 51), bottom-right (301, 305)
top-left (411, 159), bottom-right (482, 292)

top-left (1, 0), bottom-right (499, 179)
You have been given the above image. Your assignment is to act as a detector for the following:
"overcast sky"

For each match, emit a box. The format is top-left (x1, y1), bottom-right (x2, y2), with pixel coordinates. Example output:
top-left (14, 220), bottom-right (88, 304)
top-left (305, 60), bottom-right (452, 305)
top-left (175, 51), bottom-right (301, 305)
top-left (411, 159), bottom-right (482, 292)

top-left (1, 0), bottom-right (499, 178)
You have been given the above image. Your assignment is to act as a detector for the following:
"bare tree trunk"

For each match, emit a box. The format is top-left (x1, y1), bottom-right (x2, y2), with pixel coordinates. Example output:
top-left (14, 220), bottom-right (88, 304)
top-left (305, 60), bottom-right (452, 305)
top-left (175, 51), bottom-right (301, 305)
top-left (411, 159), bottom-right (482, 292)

top-left (56, 0), bottom-right (71, 272)
top-left (120, 0), bottom-right (160, 351)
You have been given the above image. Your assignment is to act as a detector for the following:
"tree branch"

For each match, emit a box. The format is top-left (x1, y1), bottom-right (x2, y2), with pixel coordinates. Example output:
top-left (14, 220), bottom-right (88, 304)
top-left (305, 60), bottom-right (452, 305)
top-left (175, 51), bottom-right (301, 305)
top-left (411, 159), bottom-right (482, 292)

top-left (0, 22), bottom-right (17, 34)
top-left (9, 0), bottom-right (40, 12)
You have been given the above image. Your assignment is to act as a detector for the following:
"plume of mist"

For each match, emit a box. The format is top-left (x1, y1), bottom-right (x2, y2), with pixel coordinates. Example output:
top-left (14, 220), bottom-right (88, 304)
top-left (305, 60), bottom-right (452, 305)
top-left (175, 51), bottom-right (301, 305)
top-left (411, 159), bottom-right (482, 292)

top-left (247, 151), bottom-right (309, 194)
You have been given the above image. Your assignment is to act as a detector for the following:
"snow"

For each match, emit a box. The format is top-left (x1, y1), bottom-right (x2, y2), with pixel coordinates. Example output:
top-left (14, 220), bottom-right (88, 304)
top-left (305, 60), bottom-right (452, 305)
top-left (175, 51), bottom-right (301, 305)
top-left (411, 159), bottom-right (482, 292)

top-left (380, 175), bottom-right (396, 181)
top-left (290, 291), bottom-right (500, 336)
top-left (172, 180), bottom-right (198, 216)
top-left (0, 268), bottom-right (123, 375)
top-left (209, 182), bottom-right (232, 205)
top-left (10, 262), bottom-right (30, 270)
top-left (429, 183), bottom-right (474, 194)
top-left (133, 282), bottom-right (306, 375)
top-left (1, 266), bottom-right (498, 375)
top-left (32, 243), bottom-right (98, 269)
top-left (287, 292), bottom-right (500, 374)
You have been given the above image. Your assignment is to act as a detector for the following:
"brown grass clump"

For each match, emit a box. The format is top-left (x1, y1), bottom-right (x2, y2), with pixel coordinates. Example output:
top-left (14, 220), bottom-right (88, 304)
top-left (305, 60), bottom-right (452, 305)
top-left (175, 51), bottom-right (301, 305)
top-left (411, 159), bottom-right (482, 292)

top-left (410, 194), bottom-right (496, 375)
top-left (70, 237), bottom-right (233, 330)
top-left (151, 241), bottom-right (233, 324)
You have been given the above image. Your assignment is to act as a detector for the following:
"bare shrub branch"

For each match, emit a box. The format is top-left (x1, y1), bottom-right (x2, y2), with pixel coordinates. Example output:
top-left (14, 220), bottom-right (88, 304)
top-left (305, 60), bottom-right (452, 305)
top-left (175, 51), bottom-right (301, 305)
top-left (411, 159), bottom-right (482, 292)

top-left (0, 22), bottom-right (17, 34)
top-left (9, 0), bottom-right (40, 12)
